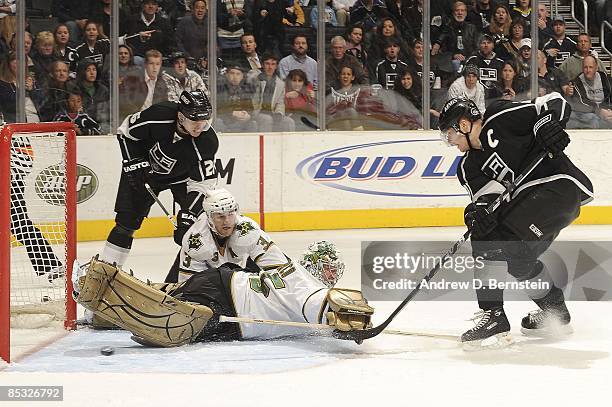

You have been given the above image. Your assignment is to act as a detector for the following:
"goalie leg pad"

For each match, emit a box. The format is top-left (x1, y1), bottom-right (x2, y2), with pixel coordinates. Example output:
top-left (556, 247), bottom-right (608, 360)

top-left (76, 256), bottom-right (214, 347)
top-left (323, 288), bottom-right (374, 332)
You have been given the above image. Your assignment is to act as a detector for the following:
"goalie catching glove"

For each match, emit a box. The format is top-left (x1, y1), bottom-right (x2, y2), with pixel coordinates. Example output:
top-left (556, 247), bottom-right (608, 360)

top-left (322, 288), bottom-right (374, 331)
top-left (533, 110), bottom-right (570, 156)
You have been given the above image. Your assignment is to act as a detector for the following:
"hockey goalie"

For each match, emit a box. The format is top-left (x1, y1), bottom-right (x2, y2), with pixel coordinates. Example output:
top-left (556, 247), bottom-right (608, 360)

top-left (73, 189), bottom-right (374, 347)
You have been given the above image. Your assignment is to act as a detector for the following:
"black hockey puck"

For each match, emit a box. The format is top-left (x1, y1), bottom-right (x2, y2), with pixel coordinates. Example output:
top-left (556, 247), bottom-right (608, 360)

top-left (100, 346), bottom-right (115, 356)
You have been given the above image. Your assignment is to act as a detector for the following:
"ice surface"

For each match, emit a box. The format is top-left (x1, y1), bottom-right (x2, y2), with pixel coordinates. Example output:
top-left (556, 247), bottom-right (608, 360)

top-left (1, 226), bottom-right (610, 407)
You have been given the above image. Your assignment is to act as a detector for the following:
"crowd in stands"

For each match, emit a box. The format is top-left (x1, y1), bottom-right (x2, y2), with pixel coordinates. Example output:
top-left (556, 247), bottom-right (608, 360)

top-left (1, 0), bottom-right (611, 133)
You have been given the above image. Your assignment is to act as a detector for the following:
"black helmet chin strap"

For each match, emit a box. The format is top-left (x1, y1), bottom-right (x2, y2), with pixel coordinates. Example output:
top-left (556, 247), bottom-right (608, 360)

top-left (457, 120), bottom-right (477, 150)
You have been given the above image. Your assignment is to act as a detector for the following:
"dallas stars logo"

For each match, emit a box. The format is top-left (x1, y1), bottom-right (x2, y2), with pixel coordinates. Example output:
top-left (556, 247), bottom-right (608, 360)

top-left (236, 221), bottom-right (255, 237)
top-left (188, 233), bottom-right (203, 250)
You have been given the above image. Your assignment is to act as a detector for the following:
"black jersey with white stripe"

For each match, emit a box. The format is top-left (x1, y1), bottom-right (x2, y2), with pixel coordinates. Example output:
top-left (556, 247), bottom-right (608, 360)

top-left (457, 93), bottom-right (593, 205)
top-left (117, 101), bottom-right (219, 210)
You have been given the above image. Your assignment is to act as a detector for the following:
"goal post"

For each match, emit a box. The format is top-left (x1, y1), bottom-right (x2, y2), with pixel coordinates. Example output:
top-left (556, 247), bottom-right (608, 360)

top-left (0, 122), bottom-right (77, 363)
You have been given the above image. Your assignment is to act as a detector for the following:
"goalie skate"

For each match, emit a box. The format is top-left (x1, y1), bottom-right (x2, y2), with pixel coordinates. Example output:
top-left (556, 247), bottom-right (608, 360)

top-left (461, 307), bottom-right (513, 351)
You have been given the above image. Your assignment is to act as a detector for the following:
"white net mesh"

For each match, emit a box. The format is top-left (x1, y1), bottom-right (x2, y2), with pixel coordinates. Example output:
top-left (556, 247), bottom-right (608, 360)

top-left (9, 132), bottom-right (69, 328)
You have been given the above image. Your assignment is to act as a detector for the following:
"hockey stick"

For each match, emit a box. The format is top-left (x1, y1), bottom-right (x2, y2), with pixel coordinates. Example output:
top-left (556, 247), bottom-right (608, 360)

top-left (219, 316), bottom-right (458, 341)
top-left (300, 116), bottom-right (320, 131)
top-left (332, 150), bottom-right (549, 343)
top-left (145, 183), bottom-right (177, 229)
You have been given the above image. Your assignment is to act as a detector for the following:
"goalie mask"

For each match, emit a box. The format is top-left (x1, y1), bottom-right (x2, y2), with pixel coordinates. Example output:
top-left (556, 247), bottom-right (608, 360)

top-left (300, 240), bottom-right (345, 287)
top-left (203, 189), bottom-right (239, 237)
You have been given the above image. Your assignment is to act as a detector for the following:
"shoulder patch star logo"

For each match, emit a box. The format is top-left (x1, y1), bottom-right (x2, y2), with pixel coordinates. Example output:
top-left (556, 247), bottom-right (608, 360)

top-left (236, 221), bottom-right (255, 237)
top-left (188, 233), bottom-right (203, 250)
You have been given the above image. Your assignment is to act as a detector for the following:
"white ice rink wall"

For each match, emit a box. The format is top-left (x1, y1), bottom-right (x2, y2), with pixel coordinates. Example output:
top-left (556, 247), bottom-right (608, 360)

top-left (72, 130), bottom-right (612, 241)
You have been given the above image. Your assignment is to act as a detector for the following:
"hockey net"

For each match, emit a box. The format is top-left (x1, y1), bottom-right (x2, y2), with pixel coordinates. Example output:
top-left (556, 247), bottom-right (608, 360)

top-left (0, 122), bottom-right (77, 363)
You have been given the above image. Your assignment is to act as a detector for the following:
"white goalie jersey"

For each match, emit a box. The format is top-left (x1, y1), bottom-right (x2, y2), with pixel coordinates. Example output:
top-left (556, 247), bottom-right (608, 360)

top-left (179, 215), bottom-right (329, 338)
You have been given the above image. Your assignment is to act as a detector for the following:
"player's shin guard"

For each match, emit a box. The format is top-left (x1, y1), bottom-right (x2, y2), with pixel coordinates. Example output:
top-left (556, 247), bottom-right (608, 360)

top-left (75, 256), bottom-right (214, 347)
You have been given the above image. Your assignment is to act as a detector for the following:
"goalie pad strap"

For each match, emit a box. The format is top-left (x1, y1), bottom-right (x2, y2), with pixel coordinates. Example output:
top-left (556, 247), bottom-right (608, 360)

top-left (76, 257), bottom-right (214, 347)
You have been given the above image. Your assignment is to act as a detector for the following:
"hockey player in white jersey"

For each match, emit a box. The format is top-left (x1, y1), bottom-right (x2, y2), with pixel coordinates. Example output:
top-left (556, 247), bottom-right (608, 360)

top-left (73, 189), bottom-right (372, 345)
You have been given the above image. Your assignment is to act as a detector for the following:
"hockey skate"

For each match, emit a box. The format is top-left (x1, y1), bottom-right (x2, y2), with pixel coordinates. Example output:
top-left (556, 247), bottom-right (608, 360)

top-left (461, 307), bottom-right (513, 351)
top-left (521, 304), bottom-right (572, 337)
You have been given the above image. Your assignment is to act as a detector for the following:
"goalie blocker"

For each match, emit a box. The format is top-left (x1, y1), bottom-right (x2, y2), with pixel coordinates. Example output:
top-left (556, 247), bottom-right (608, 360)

top-left (75, 257), bottom-right (373, 346)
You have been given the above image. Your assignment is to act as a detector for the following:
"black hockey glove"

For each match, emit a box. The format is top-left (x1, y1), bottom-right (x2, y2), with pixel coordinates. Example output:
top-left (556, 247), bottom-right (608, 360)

top-left (122, 157), bottom-right (150, 195)
top-left (174, 210), bottom-right (197, 245)
top-left (464, 196), bottom-right (499, 239)
top-left (533, 110), bottom-right (570, 157)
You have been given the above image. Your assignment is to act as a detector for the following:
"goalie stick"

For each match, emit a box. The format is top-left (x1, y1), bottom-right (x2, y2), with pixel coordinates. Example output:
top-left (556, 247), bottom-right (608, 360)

top-left (219, 316), bottom-right (458, 341)
top-left (330, 150), bottom-right (549, 343)
top-left (145, 183), bottom-right (177, 229)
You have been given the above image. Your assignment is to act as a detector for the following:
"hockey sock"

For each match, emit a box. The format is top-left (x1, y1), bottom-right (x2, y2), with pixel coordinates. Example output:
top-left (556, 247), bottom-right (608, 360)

top-left (476, 286), bottom-right (504, 310)
top-left (99, 242), bottom-right (130, 267)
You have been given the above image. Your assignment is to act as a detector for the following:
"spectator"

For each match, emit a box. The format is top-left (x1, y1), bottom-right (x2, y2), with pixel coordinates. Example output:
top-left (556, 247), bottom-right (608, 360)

top-left (510, 0), bottom-right (532, 33)
top-left (124, 0), bottom-right (176, 58)
top-left (384, 0), bottom-right (412, 36)
top-left (536, 49), bottom-right (571, 98)
top-left (404, 0), bottom-right (455, 44)
top-left (53, 91), bottom-right (102, 135)
top-left (75, 21), bottom-right (110, 69)
top-left (327, 64), bottom-right (364, 130)
top-left (374, 38), bottom-right (410, 90)
top-left (176, 0), bottom-right (209, 62)
top-left (216, 64), bottom-right (257, 132)
top-left (310, 0), bottom-right (338, 31)
top-left (496, 17), bottom-right (526, 62)
top-left (465, 33), bottom-right (505, 103)
top-left (333, 0), bottom-right (356, 26)
top-left (234, 33), bottom-right (262, 75)
top-left (542, 15), bottom-right (576, 68)
top-left (54, 24), bottom-right (79, 78)
top-left (472, 0), bottom-right (495, 30)
top-left (431, 0), bottom-right (479, 73)
top-left (568, 55), bottom-right (612, 129)
top-left (536, 2), bottom-right (554, 45)
top-left (559, 33), bottom-right (608, 82)
top-left (0, 51), bottom-right (43, 123)
top-left (393, 69), bottom-right (438, 127)
top-left (365, 17), bottom-right (413, 77)
top-left (0, 0), bottom-right (15, 18)
top-left (489, 60), bottom-right (528, 101)
top-left (119, 44), bottom-right (139, 80)
top-left (51, 0), bottom-right (93, 46)
top-left (118, 49), bottom-right (168, 120)
top-left (38, 60), bottom-right (76, 121)
top-left (10, 31), bottom-right (36, 81)
top-left (278, 35), bottom-right (318, 89)
top-left (31, 31), bottom-right (58, 87)
top-left (484, 3), bottom-right (512, 45)
top-left (345, 24), bottom-right (369, 71)
top-left (447, 64), bottom-right (486, 113)
top-left (218, 0), bottom-right (252, 61)
top-left (89, 0), bottom-right (117, 40)
top-left (253, 0), bottom-right (284, 56)
top-left (349, 0), bottom-right (390, 33)
top-left (517, 37), bottom-right (531, 79)
top-left (284, 68), bottom-right (315, 121)
top-left (252, 53), bottom-right (295, 131)
top-left (326, 36), bottom-right (368, 93)
top-left (0, 8), bottom-right (15, 55)
top-left (283, 0), bottom-right (305, 27)
top-left (76, 60), bottom-right (110, 133)
top-left (163, 51), bottom-right (209, 103)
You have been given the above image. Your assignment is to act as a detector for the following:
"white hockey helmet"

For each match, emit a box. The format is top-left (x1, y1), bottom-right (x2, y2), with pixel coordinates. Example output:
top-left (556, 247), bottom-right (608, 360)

top-left (300, 240), bottom-right (345, 287)
top-left (203, 188), bottom-right (239, 233)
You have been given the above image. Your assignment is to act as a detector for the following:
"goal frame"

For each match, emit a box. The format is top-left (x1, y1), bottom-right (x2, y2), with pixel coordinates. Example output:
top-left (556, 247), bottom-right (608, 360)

top-left (0, 122), bottom-right (78, 363)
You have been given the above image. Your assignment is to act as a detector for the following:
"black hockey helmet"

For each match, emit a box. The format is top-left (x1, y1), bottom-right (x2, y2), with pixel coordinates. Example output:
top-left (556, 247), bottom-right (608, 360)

top-left (438, 97), bottom-right (482, 147)
top-left (179, 90), bottom-right (212, 121)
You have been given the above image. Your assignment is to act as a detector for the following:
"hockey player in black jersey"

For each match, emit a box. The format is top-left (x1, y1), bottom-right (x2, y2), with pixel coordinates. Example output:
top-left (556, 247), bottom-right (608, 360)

top-left (99, 90), bottom-right (218, 268)
top-left (438, 93), bottom-right (593, 349)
